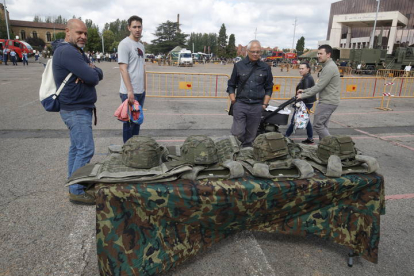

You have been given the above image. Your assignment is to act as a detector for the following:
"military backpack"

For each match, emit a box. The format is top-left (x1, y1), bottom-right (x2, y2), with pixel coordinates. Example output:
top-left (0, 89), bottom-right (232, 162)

top-left (253, 132), bottom-right (289, 162)
top-left (122, 136), bottom-right (162, 169)
top-left (317, 135), bottom-right (357, 164)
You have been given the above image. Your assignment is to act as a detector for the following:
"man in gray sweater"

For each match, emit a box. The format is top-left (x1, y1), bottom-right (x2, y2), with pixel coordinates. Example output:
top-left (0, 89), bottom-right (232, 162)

top-left (297, 44), bottom-right (340, 140)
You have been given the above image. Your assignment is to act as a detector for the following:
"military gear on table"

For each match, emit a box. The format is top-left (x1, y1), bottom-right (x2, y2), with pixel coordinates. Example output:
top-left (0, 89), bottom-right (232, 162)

top-left (180, 135), bottom-right (218, 165)
top-left (317, 135), bottom-right (357, 164)
top-left (122, 136), bottom-right (163, 169)
top-left (66, 151), bottom-right (192, 186)
top-left (253, 133), bottom-right (289, 162)
top-left (308, 154), bottom-right (379, 178)
top-left (215, 136), bottom-right (241, 163)
top-left (252, 159), bottom-right (314, 179)
top-left (299, 137), bottom-right (379, 177)
top-left (180, 160), bottom-right (244, 180)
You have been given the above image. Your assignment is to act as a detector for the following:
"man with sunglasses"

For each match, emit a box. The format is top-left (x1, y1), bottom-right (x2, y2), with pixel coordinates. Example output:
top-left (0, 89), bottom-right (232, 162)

top-left (297, 44), bottom-right (340, 141)
top-left (227, 40), bottom-right (273, 147)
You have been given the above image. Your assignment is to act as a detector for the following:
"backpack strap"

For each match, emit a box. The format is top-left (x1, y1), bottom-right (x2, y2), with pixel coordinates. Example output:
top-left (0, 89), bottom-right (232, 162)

top-left (55, 72), bottom-right (73, 96)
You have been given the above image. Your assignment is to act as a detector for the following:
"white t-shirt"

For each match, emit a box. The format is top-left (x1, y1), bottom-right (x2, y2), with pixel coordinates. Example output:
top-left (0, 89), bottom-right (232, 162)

top-left (118, 37), bottom-right (145, 94)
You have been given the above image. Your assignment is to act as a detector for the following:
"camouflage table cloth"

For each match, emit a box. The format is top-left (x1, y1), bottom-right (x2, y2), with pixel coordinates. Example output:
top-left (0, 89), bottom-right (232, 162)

top-left (96, 172), bottom-right (385, 276)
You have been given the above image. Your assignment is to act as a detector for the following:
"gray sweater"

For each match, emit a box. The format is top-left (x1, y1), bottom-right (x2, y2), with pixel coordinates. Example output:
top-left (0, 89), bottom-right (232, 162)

top-left (301, 58), bottom-right (340, 106)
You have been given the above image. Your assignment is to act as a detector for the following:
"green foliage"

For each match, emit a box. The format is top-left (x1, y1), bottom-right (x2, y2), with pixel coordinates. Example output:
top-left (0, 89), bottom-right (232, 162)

top-left (217, 24), bottom-right (227, 58)
top-left (55, 32), bottom-right (66, 40)
top-left (296, 36), bottom-right (305, 54)
top-left (25, 36), bottom-right (46, 48)
top-left (226, 34), bottom-right (237, 58)
top-left (187, 32), bottom-right (217, 54)
top-left (111, 41), bottom-right (119, 53)
top-left (104, 19), bottom-right (129, 43)
top-left (33, 15), bottom-right (43, 22)
top-left (85, 19), bottom-right (99, 31)
top-left (103, 30), bottom-right (115, 52)
top-left (151, 20), bottom-right (188, 54)
top-left (84, 28), bottom-right (101, 52)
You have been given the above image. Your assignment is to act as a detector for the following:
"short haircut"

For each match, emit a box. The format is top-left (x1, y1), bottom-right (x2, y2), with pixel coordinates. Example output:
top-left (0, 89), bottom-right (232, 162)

top-left (318, 44), bottom-right (332, 55)
top-left (300, 62), bottom-right (311, 69)
top-left (247, 40), bottom-right (261, 50)
top-left (128, 15), bottom-right (142, 26)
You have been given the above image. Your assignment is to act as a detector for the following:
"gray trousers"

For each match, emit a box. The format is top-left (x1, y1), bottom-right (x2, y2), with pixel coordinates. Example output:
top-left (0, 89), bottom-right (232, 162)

top-left (313, 103), bottom-right (338, 140)
top-left (231, 101), bottom-right (263, 147)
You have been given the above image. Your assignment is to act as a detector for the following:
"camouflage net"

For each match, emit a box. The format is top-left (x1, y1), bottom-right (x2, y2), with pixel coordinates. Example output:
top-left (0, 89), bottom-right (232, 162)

top-left (96, 172), bottom-right (385, 275)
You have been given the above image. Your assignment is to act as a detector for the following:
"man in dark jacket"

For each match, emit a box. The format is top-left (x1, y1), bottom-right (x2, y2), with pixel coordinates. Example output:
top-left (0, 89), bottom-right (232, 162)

top-left (227, 40), bottom-right (273, 147)
top-left (53, 19), bottom-right (103, 205)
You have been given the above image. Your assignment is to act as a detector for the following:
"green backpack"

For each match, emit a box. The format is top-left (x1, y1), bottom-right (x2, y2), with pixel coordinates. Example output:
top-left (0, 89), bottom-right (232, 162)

top-left (180, 135), bottom-right (218, 165)
top-left (122, 136), bottom-right (162, 169)
top-left (253, 132), bottom-right (289, 162)
top-left (317, 135), bottom-right (357, 164)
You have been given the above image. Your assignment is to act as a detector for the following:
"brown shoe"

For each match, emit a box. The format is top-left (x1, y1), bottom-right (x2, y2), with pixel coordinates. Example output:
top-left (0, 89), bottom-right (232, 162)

top-left (69, 192), bottom-right (95, 205)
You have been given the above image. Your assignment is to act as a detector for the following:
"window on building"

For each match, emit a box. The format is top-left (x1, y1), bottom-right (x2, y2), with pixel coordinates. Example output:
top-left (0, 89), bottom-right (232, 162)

top-left (21, 30), bottom-right (26, 40)
top-left (46, 32), bottom-right (52, 42)
top-left (33, 31), bottom-right (37, 39)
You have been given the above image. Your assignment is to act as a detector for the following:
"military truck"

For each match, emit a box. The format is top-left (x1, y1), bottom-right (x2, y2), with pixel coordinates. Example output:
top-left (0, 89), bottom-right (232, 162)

top-left (334, 47), bottom-right (414, 71)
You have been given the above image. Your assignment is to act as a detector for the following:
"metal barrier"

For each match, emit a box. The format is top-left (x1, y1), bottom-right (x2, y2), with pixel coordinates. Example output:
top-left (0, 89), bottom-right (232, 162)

top-left (272, 76), bottom-right (301, 99)
top-left (340, 77), bottom-right (386, 99)
top-left (376, 69), bottom-right (414, 78)
top-left (388, 77), bottom-right (414, 98)
top-left (146, 71), bottom-right (230, 98)
top-left (273, 76), bottom-right (386, 99)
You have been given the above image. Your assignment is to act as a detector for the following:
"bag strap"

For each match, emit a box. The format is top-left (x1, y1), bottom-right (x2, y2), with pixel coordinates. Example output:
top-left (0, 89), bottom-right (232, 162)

top-left (55, 72), bottom-right (73, 96)
top-left (236, 63), bottom-right (258, 97)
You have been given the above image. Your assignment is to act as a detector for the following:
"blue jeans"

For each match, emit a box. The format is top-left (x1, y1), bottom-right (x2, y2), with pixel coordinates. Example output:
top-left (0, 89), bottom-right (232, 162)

top-left (120, 92), bottom-right (146, 143)
top-left (60, 109), bottom-right (95, 195)
top-left (285, 103), bottom-right (314, 139)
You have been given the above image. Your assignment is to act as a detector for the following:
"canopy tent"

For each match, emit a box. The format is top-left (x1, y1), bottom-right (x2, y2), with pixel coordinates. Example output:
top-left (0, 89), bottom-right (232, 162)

top-left (168, 46), bottom-right (182, 61)
top-left (299, 49), bottom-right (318, 59)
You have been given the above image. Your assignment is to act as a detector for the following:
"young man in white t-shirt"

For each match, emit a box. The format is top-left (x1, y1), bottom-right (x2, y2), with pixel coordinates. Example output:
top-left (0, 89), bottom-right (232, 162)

top-left (118, 15), bottom-right (146, 143)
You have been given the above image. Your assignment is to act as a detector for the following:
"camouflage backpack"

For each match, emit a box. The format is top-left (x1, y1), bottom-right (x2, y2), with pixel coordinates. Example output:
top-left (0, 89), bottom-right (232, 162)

top-left (253, 132), bottom-right (289, 162)
top-left (317, 135), bottom-right (357, 164)
top-left (122, 136), bottom-right (162, 169)
top-left (180, 135), bottom-right (218, 165)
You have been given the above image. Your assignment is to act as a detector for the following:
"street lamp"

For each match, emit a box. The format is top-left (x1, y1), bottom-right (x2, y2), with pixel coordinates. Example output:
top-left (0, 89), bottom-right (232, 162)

top-left (369, 0), bottom-right (381, 48)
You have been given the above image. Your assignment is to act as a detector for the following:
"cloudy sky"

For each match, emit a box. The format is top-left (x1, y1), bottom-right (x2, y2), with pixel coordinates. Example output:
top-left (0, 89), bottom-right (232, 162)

top-left (6, 0), bottom-right (341, 49)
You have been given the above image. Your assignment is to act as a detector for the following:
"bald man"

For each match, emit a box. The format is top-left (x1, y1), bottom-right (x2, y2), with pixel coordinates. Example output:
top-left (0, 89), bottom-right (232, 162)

top-left (52, 19), bottom-right (103, 205)
top-left (227, 40), bottom-right (273, 147)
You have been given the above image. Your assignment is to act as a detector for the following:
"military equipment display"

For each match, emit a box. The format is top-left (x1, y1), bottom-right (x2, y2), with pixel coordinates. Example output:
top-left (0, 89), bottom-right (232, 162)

top-left (96, 172), bottom-right (385, 275)
top-left (70, 133), bottom-right (384, 275)
top-left (333, 47), bottom-right (414, 71)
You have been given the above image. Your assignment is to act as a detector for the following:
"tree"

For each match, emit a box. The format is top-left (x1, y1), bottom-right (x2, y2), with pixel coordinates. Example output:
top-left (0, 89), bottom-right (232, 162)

top-left (296, 36), bottom-right (305, 54)
top-left (33, 15), bottom-right (43, 22)
top-left (217, 24), bottom-right (227, 58)
top-left (25, 37), bottom-right (46, 48)
top-left (103, 30), bottom-right (115, 52)
top-left (226, 34), bottom-right (237, 58)
top-left (85, 19), bottom-right (99, 31)
top-left (151, 20), bottom-right (188, 54)
top-left (104, 19), bottom-right (129, 42)
top-left (55, 32), bottom-right (66, 40)
top-left (84, 28), bottom-right (101, 52)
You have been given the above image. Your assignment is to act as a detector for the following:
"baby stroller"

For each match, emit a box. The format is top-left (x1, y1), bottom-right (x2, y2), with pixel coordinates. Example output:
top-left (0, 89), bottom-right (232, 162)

top-left (257, 97), bottom-right (298, 135)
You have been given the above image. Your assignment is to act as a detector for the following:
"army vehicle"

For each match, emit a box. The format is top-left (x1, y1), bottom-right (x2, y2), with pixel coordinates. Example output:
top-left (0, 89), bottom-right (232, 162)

top-left (333, 47), bottom-right (414, 71)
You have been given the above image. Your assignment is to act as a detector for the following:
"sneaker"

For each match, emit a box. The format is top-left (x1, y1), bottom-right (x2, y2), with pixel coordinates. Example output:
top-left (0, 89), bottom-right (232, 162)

top-left (301, 138), bottom-right (314, 144)
top-left (69, 192), bottom-right (95, 205)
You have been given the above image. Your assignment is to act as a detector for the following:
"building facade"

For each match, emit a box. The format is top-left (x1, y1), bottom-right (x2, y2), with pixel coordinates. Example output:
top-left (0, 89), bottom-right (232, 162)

top-left (10, 20), bottom-right (65, 44)
top-left (1, 4), bottom-right (65, 45)
top-left (323, 0), bottom-right (414, 51)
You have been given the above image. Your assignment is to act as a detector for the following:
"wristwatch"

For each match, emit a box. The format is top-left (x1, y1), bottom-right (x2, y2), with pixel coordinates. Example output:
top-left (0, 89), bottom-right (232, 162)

top-left (263, 103), bottom-right (269, 107)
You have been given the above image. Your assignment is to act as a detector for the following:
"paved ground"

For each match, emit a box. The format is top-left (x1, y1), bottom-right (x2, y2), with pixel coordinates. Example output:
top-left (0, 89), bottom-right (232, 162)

top-left (0, 58), bottom-right (413, 276)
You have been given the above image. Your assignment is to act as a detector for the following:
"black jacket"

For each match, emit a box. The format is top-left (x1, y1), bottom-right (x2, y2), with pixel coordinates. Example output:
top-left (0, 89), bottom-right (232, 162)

top-left (227, 57), bottom-right (273, 104)
top-left (296, 73), bottom-right (316, 104)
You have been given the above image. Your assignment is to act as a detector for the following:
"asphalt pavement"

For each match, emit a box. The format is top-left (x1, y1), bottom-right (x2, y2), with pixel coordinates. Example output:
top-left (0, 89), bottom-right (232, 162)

top-left (0, 58), bottom-right (413, 276)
